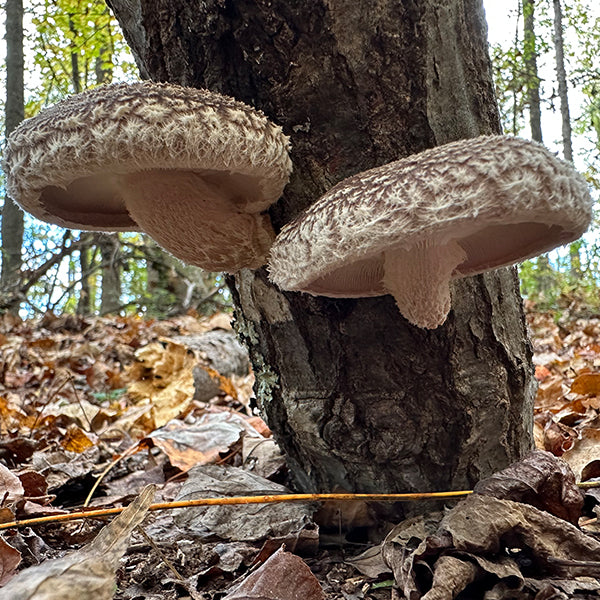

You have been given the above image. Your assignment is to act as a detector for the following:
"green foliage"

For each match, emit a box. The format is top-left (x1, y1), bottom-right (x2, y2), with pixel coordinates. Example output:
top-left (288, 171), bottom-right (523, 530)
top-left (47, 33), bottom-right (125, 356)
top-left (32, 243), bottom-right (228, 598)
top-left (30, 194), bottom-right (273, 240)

top-left (519, 240), bottom-right (600, 314)
top-left (490, 0), bottom-right (600, 314)
top-left (27, 0), bottom-right (137, 102)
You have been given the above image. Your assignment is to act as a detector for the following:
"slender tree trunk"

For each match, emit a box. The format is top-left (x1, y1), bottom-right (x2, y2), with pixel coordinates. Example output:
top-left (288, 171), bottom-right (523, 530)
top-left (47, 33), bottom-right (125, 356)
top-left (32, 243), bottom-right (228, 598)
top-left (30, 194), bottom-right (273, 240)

top-left (68, 14), bottom-right (82, 93)
top-left (109, 0), bottom-right (535, 505)
top-left (94, 34), bottom-right (121, 314)
top-left (98, 234), bottom-right (121, 314)
top-left (76, 233), bottom-right (94, 315)
top-left (552, 0), bottom-right (573, 162)
top-left (523, 0), bottom-right (556, 293)
top-left (1, 0), bottom-right (25, 314)
top-left (523, 0), bottom-right (543, 143)
top-left (552, 0), bottom-right (581, 280)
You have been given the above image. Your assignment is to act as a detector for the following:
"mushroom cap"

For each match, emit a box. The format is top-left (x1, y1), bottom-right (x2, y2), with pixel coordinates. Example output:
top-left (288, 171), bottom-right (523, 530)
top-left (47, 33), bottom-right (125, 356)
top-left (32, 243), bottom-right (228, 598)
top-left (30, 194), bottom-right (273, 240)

top-left (269, 135), bottom-right (592, 297)
top-left (5, 81), bottom-right (291, 270)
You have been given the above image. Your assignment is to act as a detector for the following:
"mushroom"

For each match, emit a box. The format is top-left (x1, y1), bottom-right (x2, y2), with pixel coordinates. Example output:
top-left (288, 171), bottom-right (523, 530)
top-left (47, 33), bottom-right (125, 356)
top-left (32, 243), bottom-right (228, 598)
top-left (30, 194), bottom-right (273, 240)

top-left (268, 135), bottom-right (592, 329)
top-left (5, 81), bottom-right (292, 272)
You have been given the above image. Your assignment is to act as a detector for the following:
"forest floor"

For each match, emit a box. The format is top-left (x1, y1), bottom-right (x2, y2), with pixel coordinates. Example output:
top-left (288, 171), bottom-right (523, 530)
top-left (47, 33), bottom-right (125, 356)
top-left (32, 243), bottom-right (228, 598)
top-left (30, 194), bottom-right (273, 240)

top-left (0, 305), bottom-right (599, 599)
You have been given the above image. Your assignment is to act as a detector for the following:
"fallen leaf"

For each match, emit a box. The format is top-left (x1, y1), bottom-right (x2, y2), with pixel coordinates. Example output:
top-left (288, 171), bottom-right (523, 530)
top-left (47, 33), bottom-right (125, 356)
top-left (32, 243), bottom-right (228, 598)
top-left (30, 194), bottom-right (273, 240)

top-left (535, 365), bottom-right (552, 381)
top-left (0, 485), bottom-right (155, 599)
top-left (562, 427), bottom-right (600, 481)
top-left (174, 464), bottom-right (315, 542)
top-left (223, 547), bottom-right (325, 600)
top-left (383, 494), bottom-right (600, 599)
top-left (345, 545), bottom-right (391, 578)
top-left (0, 536), bottom-right (21, 585)
top-left (60, 425), bottom-right (95, 453)
top-left (571, 372), bottom-right (600, 395)
top-left (143, 411), bottom-right (260, 472)
top-left (473, 450), bottom-right (583, 524)
top-left (0, 464), bottom-right (25, 506)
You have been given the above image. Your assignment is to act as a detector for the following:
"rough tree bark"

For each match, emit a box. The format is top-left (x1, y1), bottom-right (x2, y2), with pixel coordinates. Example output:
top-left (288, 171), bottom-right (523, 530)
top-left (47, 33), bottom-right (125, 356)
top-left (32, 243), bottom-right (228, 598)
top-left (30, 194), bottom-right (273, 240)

top-left (1, 0), bottom-right (25, 313)
top-left (108, 0), bottom-right (536, 503)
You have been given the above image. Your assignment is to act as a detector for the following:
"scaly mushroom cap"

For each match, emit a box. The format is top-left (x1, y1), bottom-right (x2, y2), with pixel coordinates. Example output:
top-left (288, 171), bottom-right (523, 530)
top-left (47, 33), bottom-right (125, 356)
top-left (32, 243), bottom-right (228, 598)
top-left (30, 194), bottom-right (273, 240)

top-left (269, 135), bottom-right (592, 328)
top-left (5, 81), bottom-right (292, 271)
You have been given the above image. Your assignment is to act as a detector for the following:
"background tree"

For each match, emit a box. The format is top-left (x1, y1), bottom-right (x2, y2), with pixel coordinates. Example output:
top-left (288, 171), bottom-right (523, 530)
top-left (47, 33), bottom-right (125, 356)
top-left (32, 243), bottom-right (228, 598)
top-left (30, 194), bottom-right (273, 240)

top-left (107, 0), bottom-right (535, 503)
top-left (491, 0), bottom-right (600, 311)
top-left (0, 0), bottom-right (228, 318)
top-left (1, 0), bottom-right (25, 313)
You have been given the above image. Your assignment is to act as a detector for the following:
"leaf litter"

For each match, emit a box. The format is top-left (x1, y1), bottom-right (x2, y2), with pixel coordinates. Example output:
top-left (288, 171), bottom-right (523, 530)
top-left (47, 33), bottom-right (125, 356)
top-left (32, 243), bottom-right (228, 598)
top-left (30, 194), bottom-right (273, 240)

top-left (0, 305), bottom-right (600, 598)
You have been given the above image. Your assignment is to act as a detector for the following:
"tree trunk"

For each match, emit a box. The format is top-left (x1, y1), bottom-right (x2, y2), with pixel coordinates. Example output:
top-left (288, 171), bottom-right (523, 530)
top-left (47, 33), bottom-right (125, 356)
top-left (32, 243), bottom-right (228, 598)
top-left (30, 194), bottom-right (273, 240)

top-left (76, 233), bottom-right (94, 315)
top-left (68, 14), bottom-right (82, 93)
top-left (552, 0), bottom-right (581, 281)
top-left (1, 0), bottom-right (25, 314)
top-left (99, 233), bottom-right (121, 314)
top-left (552, 0), bottom-right (573, 163)
top-left (108, 0), bottom-right (536, 502)
top-left (523, 0), bottom-right (543, 143)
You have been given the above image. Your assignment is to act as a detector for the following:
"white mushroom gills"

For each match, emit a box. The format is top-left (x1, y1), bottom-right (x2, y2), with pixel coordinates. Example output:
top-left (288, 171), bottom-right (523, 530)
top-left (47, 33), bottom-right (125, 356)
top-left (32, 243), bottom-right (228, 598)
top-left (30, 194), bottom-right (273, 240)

top-left (382, 239), bottom-right (468, 329)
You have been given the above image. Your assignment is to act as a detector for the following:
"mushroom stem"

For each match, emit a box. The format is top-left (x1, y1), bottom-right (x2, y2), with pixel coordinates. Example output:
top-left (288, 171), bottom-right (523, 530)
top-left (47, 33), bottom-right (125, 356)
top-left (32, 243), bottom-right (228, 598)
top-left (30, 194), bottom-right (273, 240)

top-left (382, 240), bottom-right (467, 329)
top-left (122, 169), bottom-right (275, 271)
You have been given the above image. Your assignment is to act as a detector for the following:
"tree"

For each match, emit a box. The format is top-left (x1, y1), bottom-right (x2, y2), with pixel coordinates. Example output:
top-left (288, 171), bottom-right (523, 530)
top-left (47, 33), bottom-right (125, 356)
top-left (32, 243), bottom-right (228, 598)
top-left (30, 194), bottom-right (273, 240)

top-left (105, 0), bottom-right (538, 503)
top-left (552, 0), bottom-right (582, 281)
top-left (552, 0), bottom-right (573, 162)
top-left (523, 0), bottom-right (544, 143)
top-left (1, 0), bottom-right (25, 313)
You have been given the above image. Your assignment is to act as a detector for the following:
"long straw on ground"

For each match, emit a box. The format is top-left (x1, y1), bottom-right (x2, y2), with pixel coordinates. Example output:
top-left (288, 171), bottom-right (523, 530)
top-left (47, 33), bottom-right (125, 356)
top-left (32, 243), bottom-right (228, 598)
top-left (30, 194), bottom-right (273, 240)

top-left (3, 481), bottom-right (599, 531)
top-left (0, 490), bottom-right (472, 530)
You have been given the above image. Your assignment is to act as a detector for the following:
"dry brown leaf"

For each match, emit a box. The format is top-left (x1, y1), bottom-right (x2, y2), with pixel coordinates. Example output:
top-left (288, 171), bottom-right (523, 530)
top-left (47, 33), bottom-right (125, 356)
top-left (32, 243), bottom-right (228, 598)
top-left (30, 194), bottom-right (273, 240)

top-left (534, 376), bottom-right (566, 410)
top-left (242, 437), bottom-right (285, 479)
top-left (473, 450), bottom-right (583, 524)
top-left (0, 508), bottom-right (16, 524)
top-left (345, 544), bottom-right (391, 578)
top-left (127, 340), bottom-right (196, 428)
top-left (534, 365), bottom-right (552, 381)
top-left (0, 485), bottom-right (155, 599)
top-left (0, 397), bottom-right (36, 431)
top-left (173, 464), bottom-right (315, 542)
top-left (571, 372), bottom-right (600, 396)
top-left (223, 547), bottom-right (325, 600)
top-left (0, 463), bottom-right (25, 506)
top-left (422, 555), bottom-right (479, 600)
top-left (60, 425), bottom-right (95, 453)
top-left (384, 494), bottom-right (600, 599)
top-left (534, 412), bottom-right (577, 456)
top-left (562, 427), bottom-right (600, 481)
top-left (143, 411), bottom-right (258, 472)
top-left (0, 536), bottom-right (22, 586)
top-left (17, 471), bottom-right (48, 501)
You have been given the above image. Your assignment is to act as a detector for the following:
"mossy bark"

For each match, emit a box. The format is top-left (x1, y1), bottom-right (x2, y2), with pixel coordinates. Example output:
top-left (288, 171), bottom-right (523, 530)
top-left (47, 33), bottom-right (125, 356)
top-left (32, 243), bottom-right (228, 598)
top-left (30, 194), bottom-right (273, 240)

top-left (109, 0), bottom-right (536, 507)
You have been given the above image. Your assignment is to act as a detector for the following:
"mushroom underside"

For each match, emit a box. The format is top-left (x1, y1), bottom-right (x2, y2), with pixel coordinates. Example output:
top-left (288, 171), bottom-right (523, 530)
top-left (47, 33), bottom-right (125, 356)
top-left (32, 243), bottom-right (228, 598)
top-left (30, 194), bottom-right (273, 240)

top-left (39, 173), bottom-right (137, 230)
top-left (122, 169), bottom-right (275, 272)
top-left (295, 220), bottom-right (574, 327)
top-left (36, 168), bottom-right (275, 271)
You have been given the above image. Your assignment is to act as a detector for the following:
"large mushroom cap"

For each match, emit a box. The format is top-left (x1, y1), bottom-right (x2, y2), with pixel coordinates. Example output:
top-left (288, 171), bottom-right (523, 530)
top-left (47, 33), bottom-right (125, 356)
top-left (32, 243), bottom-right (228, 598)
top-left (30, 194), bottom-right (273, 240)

top-left (5, 81), bottom-right (292, 271)
top-left (269, 135), bottom-right (593, 328)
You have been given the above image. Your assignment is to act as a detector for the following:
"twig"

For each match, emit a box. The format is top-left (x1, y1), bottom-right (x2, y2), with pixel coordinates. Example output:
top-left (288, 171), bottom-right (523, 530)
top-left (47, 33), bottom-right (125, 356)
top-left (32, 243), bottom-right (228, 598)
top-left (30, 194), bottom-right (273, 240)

top-left (136, 525), bottom-right (185, 581)
top-left (68, 376), bottom-right (96, 434)
top-left (83, 445), bottom-right (141, 507)
top-left (547, 556), bottom-right (600, 570)
top-left (29, 377), bottom-right (72, 436)
top-left (0, 490), bottom-right (472, 530)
